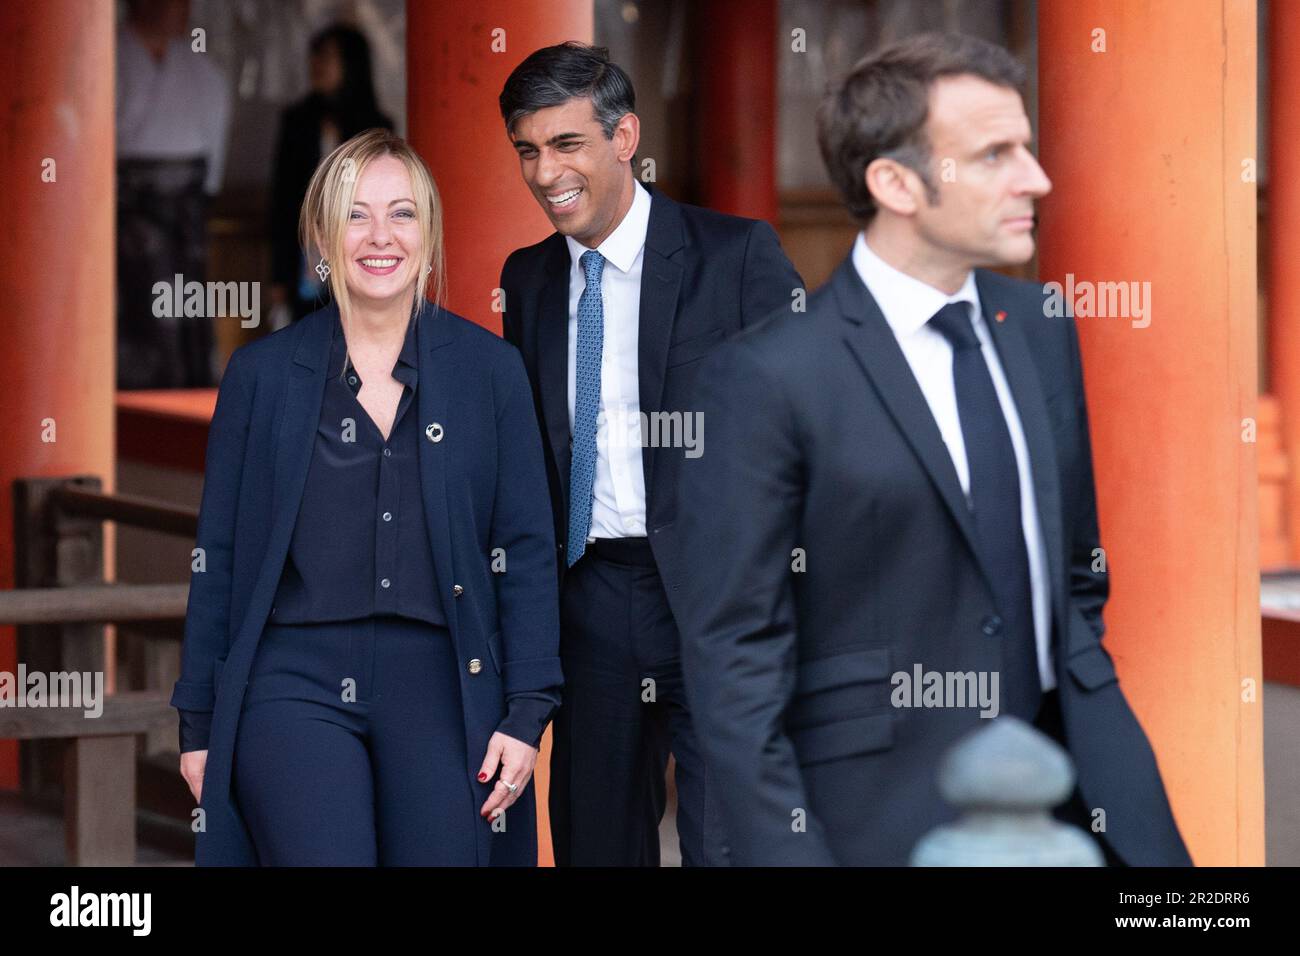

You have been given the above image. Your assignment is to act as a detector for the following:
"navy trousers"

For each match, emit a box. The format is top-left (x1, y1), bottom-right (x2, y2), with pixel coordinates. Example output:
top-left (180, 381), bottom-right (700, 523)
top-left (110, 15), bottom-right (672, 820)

top-left (232, 614), bottom-right (479, 865)
top-left (548, 536), bottom-right (724, 866)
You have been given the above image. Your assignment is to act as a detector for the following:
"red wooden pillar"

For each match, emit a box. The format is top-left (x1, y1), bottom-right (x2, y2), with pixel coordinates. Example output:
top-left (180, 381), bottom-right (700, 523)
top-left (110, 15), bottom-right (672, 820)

top-left (1269, 0), bottom-right (1300, 565)
top-left (406, 0), bottom-right (594, 865)
top-left (0, 2), bottom-right (116, 789)
top-left (1038, 1), bottom-right (1263, 864)
top-left (695, 0), bottom-right (779, 223)
top-left (407, 1), bottom-right (593, 333)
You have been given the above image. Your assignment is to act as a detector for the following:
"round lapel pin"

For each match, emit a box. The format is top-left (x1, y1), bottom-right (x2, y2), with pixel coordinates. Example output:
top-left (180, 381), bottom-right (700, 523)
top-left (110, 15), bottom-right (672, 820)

top-left (426, 422), bottom-right (444, 443)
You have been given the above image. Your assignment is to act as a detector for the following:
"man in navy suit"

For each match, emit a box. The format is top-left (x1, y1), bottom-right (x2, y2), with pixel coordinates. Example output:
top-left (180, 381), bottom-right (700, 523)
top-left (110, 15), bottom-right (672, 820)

top-left (675, 32), bottom-right (1192, 866)
top-left (498, 42), bottom-right (803, 866)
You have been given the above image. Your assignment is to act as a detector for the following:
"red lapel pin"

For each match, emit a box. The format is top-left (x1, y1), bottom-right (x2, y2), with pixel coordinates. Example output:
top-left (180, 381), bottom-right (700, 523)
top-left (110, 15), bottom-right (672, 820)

top-left (994, 310), bottom-right (1007, 323)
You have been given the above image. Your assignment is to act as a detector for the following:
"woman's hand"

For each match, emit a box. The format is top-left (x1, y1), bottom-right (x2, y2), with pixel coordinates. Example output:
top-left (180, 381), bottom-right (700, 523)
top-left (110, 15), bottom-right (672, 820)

top-left (180, 750), bottom-right (208, 804)
top-left (477, 731), bottom-right (538, 821)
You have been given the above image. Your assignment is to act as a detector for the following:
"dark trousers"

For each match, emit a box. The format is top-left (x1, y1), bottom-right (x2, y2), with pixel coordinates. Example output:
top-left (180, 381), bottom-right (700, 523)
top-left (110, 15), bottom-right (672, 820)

top-left (116, 157), bottom-right (215, 389)
top-left (1033, 688), bottom-right (1127, 867)
top-left (232, 615), bottom-right (478, 865)
top-left (548, 537), bottom-right (722, 866)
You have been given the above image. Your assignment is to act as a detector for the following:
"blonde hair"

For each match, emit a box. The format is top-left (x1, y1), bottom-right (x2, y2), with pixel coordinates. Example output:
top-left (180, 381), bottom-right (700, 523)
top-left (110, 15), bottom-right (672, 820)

top-left (298, 128), bottom-right (448, 375)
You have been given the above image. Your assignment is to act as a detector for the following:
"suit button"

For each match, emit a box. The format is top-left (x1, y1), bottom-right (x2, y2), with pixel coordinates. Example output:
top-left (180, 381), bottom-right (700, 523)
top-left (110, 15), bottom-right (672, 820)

top-left (453, 584), bottom-right (464, 597)
top-left (468, 658), bottom-right (482, 675)
top-left (981, 615), bottom-right (1003, 636)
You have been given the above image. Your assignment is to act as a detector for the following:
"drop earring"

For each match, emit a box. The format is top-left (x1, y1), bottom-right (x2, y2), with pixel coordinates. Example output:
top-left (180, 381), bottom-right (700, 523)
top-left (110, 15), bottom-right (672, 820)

top-left (315, 257), bottom-right (330, 281)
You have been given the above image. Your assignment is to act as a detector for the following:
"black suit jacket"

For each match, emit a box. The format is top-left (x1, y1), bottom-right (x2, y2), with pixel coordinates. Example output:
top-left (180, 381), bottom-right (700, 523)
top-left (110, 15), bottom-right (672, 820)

top-left (500, 184), bottom-right (804, 618)
top-left (675, 254), bottom-right (1192, 866)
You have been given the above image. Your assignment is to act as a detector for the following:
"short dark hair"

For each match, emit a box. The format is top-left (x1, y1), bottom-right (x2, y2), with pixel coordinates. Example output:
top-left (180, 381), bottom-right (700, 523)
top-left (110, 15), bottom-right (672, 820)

top-left (817, 32), bottom-right (1027, 222)
top-left (498, 41), bottom-right (636, 138)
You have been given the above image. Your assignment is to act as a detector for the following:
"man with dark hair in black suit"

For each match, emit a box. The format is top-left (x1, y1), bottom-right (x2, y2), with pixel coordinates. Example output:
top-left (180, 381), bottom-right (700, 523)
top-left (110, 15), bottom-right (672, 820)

top-left (675, 32), bottom-right (1191, 866)
top-left (498, 41), bottom-right (803, 867)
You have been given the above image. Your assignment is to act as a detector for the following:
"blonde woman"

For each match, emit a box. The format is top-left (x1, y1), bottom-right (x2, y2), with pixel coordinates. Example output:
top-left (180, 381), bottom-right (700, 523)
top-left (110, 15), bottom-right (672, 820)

top-left (171, 129), bottom-right (562, 865)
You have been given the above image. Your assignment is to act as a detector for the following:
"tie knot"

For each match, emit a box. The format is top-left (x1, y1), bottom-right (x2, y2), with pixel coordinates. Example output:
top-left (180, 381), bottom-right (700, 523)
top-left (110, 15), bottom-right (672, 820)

top-left (580, 249), bottom-right (605, 281)
top-left (928, 301), bottom-right (980, 351)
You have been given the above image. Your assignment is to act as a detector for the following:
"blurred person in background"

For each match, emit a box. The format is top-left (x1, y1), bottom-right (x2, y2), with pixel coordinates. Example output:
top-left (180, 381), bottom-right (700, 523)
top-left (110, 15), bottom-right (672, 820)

top-left (116, 0), bottom-right (231, 388)
top-left (270, 23), bottom-right (394, 324)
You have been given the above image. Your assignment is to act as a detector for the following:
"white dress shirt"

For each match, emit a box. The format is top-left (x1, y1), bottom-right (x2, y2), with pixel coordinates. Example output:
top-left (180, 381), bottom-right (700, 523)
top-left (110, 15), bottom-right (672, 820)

top-left (852, 232), bottom-right (1055, 691)
top-left (115, 27), bottom-right (232, 195)
top-left (565, 180), bottom-right (653, 539)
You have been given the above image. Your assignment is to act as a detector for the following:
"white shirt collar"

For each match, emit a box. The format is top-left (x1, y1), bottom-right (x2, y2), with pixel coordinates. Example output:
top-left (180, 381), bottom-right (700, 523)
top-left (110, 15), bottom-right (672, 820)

top-left (565, 179), bottom-right (651, 275)
top-left (851, 231), bottom-right (982, 338)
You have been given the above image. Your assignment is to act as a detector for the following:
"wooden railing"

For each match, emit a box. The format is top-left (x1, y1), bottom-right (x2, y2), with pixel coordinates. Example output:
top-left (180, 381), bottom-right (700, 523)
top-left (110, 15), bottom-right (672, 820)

top-left (1, 475), bottom-right (194, 865)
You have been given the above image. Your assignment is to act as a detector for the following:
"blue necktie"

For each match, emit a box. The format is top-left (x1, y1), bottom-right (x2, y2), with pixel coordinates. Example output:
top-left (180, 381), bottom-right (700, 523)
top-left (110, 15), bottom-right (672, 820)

top-left (567, 250), bottom-right (605, 567)
top-left (929, 302), bottom-right (1041, 721)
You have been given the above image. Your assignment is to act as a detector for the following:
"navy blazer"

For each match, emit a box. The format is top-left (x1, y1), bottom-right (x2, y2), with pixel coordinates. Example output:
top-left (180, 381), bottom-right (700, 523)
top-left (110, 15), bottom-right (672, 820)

top-left (675, 257), bottom-right (1192, 866)
top-left (500, 184), bottom-right (803, 615)
top-left (169, 299), bottom-right (562, 866)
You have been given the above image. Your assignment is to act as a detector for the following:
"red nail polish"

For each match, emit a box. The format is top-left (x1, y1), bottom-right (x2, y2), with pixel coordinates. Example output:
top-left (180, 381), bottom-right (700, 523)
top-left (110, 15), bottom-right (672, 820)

top-left (478, 772), bottom-right (487, 781)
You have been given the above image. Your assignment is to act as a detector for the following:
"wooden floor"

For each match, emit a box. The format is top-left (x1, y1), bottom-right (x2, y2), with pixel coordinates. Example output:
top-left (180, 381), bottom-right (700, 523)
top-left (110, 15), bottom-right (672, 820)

top-left (1264, 681), bottom-right (1300, 865)
top-left (0, 791), bottom-right (189, 866)
top-left (0, 781), bottom-right (683, 867)
top-left (3, 725), bottom-right (1295, 865)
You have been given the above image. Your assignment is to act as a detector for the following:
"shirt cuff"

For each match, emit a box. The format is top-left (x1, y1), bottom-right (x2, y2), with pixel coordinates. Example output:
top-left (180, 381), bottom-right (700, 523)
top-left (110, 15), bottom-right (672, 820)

top-left (495, 696), bottom-right (555, 749)
top-left (178, 709), bottom-right (214, 753)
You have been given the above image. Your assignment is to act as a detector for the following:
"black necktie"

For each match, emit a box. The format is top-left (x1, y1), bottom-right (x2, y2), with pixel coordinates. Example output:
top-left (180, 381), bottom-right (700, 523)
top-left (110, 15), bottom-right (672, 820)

top-left (928, 301), bottom-right (1041, 721)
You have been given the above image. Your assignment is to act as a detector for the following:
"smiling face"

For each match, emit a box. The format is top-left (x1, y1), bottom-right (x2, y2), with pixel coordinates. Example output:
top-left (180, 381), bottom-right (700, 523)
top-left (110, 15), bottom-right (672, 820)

top-left (341, 154), bottom-right (422, 311)
top-left (908, 74), bottom-right (1052, 271)
top-left (509, 96), bottom-right (639, 248)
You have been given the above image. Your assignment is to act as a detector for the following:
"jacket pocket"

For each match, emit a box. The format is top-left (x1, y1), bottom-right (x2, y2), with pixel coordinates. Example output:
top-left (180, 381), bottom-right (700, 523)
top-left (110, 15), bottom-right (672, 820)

top-left (485, 631), bottom-right (504, 675)
top-left (788, 646), bottom-right (895, 765)
top-left (794, 645), bottom-right (892, 697)
top-left (790, 711), bottom-right (895, 766)
top-left (666, 328), bottom-right (723, 368)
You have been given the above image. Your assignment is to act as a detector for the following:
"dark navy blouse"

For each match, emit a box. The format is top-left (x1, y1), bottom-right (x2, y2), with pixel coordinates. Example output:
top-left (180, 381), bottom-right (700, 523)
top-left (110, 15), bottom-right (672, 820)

top-left (179, 307), bottom-right (554, 752)
top-left (268, 307), bottom-right (445, 627)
